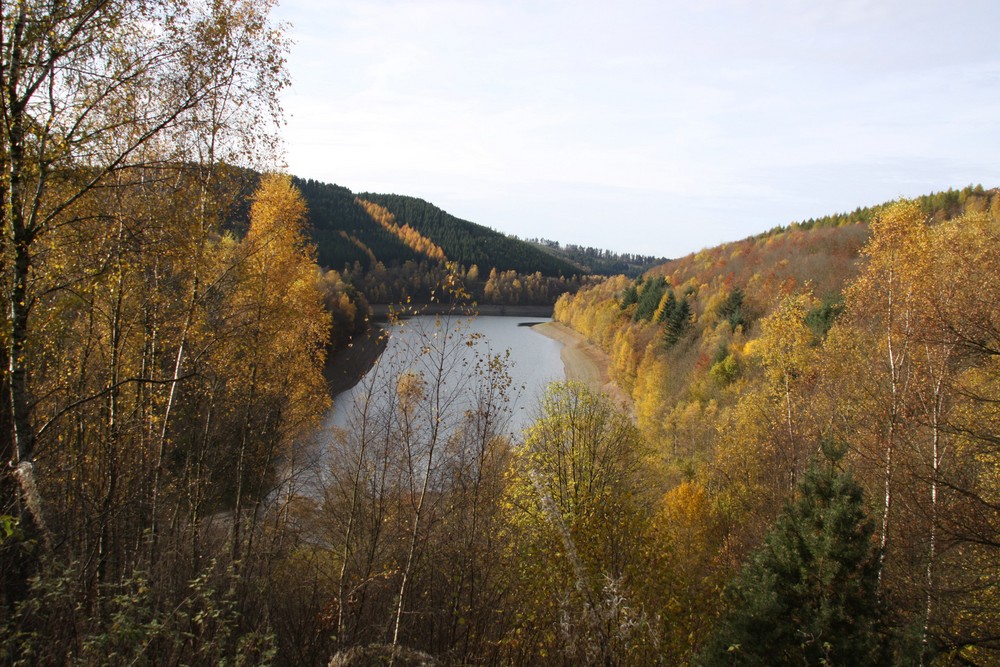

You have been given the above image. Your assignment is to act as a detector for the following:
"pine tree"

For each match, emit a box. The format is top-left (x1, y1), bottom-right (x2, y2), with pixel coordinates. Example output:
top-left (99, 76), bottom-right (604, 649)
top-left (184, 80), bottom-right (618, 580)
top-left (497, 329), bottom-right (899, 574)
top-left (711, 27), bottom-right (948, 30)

top-left (698, 454), bottom-right (890, 666)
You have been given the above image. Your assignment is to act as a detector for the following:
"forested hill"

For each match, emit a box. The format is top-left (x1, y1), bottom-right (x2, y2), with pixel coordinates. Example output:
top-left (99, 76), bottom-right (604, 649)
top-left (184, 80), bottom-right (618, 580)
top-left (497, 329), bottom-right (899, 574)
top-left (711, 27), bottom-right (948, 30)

top-left (551, 184), bottom-right (1000, 664)
top-left (294, 178), bottom-right (424, 269)
top-left (294, 178), bottom-right (582, 277)
top-left (359, 192), bottom-right (584, 277)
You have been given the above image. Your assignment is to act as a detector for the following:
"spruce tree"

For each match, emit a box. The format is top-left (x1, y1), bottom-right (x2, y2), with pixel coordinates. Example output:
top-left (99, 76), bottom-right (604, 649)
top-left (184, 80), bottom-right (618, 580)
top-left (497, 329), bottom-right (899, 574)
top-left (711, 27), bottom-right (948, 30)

top-left (664, 298), bottom-right (691, 346)
top-left (698, 456), bottom-right (889, 666)
top-left (620, 282), bottom-right (640, 309)
top-left (718, 286), bottom-right (748, 331)
top-left (655, 289), bottom-right (677, 323)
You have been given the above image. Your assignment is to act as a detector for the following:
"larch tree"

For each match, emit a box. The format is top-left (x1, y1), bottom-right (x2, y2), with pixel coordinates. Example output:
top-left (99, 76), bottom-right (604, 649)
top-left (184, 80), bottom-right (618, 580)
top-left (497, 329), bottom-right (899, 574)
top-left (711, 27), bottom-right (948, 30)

top-left (647, 480), bottom-right (726, 663)
top-left (229, 173), bottom-right (331, 563)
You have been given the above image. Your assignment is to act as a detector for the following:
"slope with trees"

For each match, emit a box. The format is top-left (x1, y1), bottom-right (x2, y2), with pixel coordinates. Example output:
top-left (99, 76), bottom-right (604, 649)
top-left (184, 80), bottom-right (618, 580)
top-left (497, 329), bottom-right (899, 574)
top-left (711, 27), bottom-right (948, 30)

top-left (552, 186), bottom-right (1000, 664)
top-left (358, 193), bottom-right (582, 277)
top-left (293, 179), bottom-right (600, 307)
top-left (294, 178), bottom-right (423, 270)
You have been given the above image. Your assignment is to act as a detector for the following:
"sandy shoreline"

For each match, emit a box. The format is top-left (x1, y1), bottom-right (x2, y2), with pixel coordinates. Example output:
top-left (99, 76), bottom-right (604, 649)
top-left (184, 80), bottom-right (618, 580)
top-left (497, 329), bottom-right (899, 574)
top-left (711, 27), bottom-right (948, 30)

top-left (325, 318), bottom-right (632, 414)
top-left (532, 322), bottom-right (632, 410)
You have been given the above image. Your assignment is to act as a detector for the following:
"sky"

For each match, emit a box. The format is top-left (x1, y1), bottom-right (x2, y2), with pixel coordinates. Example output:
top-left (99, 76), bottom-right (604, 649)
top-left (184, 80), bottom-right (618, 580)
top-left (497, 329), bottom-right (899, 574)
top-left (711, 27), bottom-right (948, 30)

top-left (272, 0), bottom-right (1000, 257)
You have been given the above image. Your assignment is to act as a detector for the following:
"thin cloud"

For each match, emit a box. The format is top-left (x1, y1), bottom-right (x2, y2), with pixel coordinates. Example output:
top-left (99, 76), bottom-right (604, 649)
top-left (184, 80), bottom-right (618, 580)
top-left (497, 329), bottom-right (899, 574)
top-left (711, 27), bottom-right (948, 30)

top-left (275, 0), bottom-right (1000, 256)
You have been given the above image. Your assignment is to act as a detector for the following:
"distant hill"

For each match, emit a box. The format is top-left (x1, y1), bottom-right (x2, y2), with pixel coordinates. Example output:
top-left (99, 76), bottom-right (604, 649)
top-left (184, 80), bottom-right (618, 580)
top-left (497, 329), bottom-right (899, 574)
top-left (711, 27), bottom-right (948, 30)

top-left (295, 178), bottom-right (582, 277)
top-left (524, 238), bottom-right (668, 278)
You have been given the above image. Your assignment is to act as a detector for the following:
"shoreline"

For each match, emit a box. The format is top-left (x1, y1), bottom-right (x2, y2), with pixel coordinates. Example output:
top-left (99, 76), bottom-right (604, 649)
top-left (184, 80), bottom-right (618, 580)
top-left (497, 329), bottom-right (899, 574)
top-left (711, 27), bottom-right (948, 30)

top-left (323, 316), bottom-right (633, 417)
top-left (323, 324), bottom-right (388, 397)
top-left (532, 321), bottom-right (633, 411)
top-left (369, 303), bottom-right (554, 319)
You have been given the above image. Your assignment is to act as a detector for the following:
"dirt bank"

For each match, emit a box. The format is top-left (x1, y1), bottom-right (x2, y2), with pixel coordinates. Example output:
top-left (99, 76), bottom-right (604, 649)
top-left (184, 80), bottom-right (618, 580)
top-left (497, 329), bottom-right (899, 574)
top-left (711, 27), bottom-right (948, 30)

top-left (323, 325), bottom-right (388, 397)
top-left (532, 322), bottom-right (632, 411)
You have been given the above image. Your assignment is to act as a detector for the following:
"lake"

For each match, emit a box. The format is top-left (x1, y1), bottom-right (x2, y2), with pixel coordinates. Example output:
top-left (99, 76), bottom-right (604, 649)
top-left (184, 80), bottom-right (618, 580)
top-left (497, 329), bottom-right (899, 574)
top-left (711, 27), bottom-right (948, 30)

top-left (324, 314), bottom-right (566, 440)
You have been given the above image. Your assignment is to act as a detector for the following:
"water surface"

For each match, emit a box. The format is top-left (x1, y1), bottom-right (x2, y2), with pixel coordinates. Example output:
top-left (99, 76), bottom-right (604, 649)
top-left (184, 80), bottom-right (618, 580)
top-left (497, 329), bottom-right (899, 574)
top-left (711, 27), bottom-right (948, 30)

top-left (325, 315), bottom-right (565, 439)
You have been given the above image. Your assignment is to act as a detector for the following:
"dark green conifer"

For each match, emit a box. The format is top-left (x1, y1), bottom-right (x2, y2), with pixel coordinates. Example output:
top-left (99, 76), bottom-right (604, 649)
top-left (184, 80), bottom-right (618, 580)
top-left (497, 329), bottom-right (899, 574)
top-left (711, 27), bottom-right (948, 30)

top-left (717, 287), bottom-right (748, 331)
top-left (663, 298), bottom-right (691, 346)
top-left (634, 276), bottom-right (667, 321)
top-left (619, 282), bottom-right (640, 309)
top-left (655, 289), bottom-right (677, 323)
top-left (698, 454), bottom-right (889, 666)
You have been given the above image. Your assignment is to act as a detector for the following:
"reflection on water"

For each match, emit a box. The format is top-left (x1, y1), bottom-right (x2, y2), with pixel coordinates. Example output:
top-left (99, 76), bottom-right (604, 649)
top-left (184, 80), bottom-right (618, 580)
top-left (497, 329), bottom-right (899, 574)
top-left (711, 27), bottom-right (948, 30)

top-left (325, 315), bottom-right (566, 440)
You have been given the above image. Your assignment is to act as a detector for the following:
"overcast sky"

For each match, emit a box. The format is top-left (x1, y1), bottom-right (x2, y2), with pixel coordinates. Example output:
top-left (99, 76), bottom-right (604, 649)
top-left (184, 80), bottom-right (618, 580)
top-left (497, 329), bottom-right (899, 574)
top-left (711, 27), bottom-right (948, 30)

top-left (272, 0), bottom-right (1000, 257)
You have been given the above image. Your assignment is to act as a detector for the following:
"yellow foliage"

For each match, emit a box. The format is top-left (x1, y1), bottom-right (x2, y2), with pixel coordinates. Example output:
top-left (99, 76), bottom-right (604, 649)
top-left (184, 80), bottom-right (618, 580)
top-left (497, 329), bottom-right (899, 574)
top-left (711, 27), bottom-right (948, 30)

top-left (753, 291), bottom-right (816, 388)
top-left (634, 348), bottom-right (670, 444)
top-left (358, 198), bottom-right (447, 262)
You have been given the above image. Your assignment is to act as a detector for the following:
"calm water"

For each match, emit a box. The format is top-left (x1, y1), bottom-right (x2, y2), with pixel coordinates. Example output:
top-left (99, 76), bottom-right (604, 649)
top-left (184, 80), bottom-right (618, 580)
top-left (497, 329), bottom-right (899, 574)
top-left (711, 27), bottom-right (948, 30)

top-left (324, 315), bottom-right (566, 439)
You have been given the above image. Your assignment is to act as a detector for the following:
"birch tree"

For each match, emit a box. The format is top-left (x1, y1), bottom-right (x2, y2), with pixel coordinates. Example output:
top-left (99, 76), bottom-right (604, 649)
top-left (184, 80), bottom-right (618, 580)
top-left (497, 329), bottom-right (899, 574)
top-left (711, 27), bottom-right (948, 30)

top-left (0, 0), bottom-right (287, 615)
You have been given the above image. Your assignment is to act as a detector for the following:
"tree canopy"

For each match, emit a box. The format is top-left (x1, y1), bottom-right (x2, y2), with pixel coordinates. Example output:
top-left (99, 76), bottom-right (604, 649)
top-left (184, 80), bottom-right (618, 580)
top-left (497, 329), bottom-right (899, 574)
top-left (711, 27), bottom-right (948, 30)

top-left (699, 457), bottom-right (889, 666)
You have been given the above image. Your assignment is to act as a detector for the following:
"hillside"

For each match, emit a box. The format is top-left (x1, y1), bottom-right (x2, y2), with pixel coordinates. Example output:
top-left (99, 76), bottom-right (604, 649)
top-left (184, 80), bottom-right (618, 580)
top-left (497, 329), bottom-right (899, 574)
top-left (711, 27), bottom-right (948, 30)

top-left (358, 192), bottom-right (583, 277)
top-left (295, 178), bottom-right (582, 278)
top-left (558, 185), bottom-right (999, 455)
top-left (552, 184), bottom-right (1000, 663)
top-left (294, 178), bottom-right (424, 269)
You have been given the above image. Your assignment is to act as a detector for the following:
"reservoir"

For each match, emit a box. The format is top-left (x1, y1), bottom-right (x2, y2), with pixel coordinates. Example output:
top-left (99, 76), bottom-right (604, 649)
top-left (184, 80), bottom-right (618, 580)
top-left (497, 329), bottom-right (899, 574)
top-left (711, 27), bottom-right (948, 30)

top-left (324, 314), bottom-right (567, 441)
